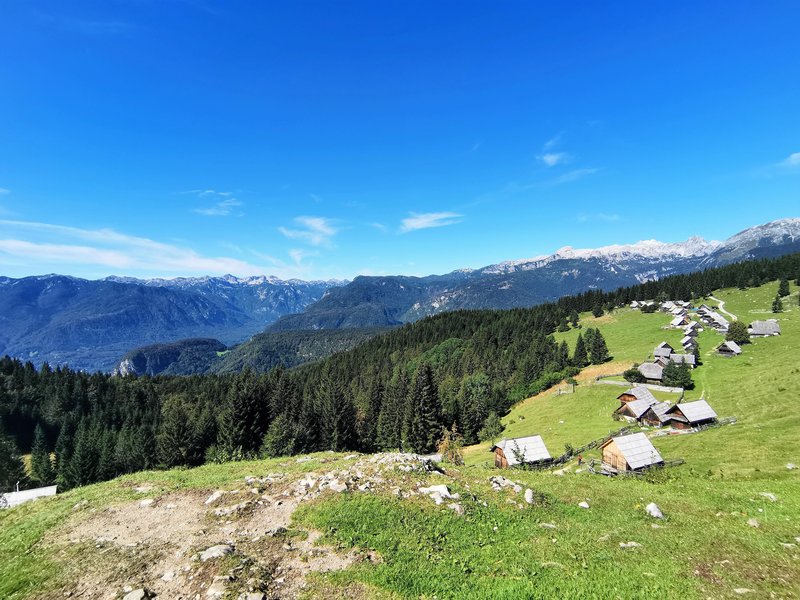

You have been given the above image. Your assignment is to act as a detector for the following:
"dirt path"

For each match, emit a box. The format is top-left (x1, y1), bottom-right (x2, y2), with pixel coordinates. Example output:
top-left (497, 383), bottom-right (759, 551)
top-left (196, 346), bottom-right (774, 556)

top-left (708, 295), bottom-right (736, 320)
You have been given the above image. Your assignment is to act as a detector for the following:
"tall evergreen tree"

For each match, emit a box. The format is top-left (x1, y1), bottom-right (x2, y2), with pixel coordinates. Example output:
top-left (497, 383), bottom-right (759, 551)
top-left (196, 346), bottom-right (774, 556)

top-left (406, 364), bottom-right (443, 454)
top-left (778, 278), bottom-right (790, 297)
top-left (377, 370), bottom-right (408, 451)
top-left (589, 329), bottom-right (610, 364)
top-left (726, 321), bottom-right (749, 345)
top-left (318, 368), bottom-right (356, 452)
top-left (157, 396), bottom-right (199, 468)
top-left (64, 421), bottom-right (98, 489)
top-left (572, 333), bottom-right (589, 367)
top-left (30, 423), bottom-right (55, 486)
top-left (772, 295), bottom-right (784, 313)
top-left (0, 428), bottom-right (27, 493)
top-left (458, 372), bottom-right (490, 445)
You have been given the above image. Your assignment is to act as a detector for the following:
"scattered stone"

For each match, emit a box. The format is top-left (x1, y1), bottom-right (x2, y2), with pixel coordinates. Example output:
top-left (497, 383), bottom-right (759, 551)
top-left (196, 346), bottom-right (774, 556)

top-left (240, 594), bottom-right (265, 600)
top-left (72, 500), bottom-right (88, 511)
top-left (447, 502), bottom-right (465, 516)
top-left (327, 479), bottom-right (347, 493)
top-left (122, 590), bottom-right (152, 600)
top-left (578, 501), bottom-right (590, 509)
top-left (747, 518), bottom-right (760, 528)
top-left (512, 484), bottom-right (523, 494)
top-left (161, 571), bottom-right (175, 582)
top-left (759, 492), bottom-right (777, 502)
top-left (138, 499), bottom-right (154, 508)
top-left (524, 489), bottom-right (535, 504)
top-left (552, 469), bottom-right (566, 477)
top-left (419, 484), bottom-right (453, 502)
top-left (200, 544), bottom-right (233, 561)
top-left (787, 463), bottom-right (797, 470)
top-left (205, 491), bottom-right (224, 505)
top-left (213, 501), bottom-right (250, 517)
top-left (780, 543), bottom-right (796, 549)
top-left (645, 503), bottom-right (664, 519)
top-left (539, 523), bottom-right (556, 530)
top-left (733, 588), bottom-right (754, 595)
top-left (343, 454), bottom-right (359, 460)
top-left (488, 476), bottom-right (516, 490)
top-left (619, 541), bottom-right (641, 549)
top-left (133, 486), bottom-right (152, 494)
top-left (206, 575), bottom-right (230, 598)
top-left (651, 524), bottom-right (663, 529)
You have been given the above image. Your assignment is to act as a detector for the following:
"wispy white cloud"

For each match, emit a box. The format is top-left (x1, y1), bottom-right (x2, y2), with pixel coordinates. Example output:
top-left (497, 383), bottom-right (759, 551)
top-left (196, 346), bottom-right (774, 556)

top-left (549, 168), bottom-right (600, 185)
top-left (0, 188), bottom-right (10, 195)
top-left (188, 189), bottom-right (243, 216)
top-left (543, 133), bottom-right (562, 150)
top-left (278, 216), bottom-right (338, 247)
top-left (538, 152), bottom-right (569, 167)
top-left (779, 152), bottom-right (800, 168)
top-left (0, 219), bottom-right (278, 277)
top-left (576, 212), bottom-right (621, 223)
top-left (400, 212), bottom-right (463, 233)
top-left (371, 222), bottom-right (388, 232)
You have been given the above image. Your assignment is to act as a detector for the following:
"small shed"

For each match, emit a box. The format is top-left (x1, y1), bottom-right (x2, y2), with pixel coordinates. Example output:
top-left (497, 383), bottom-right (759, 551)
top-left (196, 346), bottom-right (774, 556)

top-left (491, 436), bottom-right (551, 469)
top-left (614, 398), bottom-right (656, 421)
top-left (670, 316), bottom-right (689, 328)
top-left (748, 320), bottom-right (781, 337)
top-left (665, 399), bottom-right (717, 429)
top-left (716, 340), bottom-right (742, 356)
top-left (638, 362), bottom-right (664, 382)
top-left (600, 433), bottom-right (663, 472)
top-left (653, 342), bottom-right (674, 359)
top-left (681, 335), bottom-right (697, 349)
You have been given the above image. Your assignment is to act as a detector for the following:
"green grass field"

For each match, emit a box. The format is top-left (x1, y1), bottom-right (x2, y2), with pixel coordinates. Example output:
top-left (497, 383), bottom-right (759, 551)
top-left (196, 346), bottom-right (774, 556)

top-left (1, 281), bottom-right (799, 599)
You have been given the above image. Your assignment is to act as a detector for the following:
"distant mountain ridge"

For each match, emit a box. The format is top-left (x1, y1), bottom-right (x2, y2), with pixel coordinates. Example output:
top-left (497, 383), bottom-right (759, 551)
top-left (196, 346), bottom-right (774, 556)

top-left (267, 218), bottom-right (800, 331)
top-left (1, 217), bottom-right (798, 372)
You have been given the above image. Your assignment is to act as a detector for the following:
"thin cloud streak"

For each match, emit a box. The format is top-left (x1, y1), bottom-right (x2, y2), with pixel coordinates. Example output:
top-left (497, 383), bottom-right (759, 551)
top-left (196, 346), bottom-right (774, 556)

top-left (400, 212), bottom-right (463, 233)
top-left (278, 216), bottom-right (338, 246)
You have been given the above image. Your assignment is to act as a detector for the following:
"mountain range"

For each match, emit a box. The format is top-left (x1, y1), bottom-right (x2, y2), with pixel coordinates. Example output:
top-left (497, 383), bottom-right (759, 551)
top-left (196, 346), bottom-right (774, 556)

top-left (1, 218), bottom-right (798, 372)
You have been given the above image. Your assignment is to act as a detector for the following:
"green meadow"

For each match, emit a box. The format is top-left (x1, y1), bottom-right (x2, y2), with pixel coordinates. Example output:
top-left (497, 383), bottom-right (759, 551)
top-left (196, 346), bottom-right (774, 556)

top-left (1, 281), bottom-right (799, 599)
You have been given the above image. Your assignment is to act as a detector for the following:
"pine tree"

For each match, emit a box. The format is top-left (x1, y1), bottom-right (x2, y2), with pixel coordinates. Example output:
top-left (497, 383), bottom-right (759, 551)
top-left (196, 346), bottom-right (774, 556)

top-left (726, 320), bottom-right (749, 345)
top-left (778, 278), bottom-right (790, 297)
top-left (377, 371), bottom-right (408, 451)
top-left (260, 412), bottom-right (297, 457)
top-left (557, 317), bottom-right (569, 332)
top-left (318, 368), bottom-right (356, 452)
top-left (405, 363), bottom-right (443, 453)
top-left (591, 304), bottom-right (604, 318)
top-left (64, 421), bottom-right (98, 488)
top-left (30, 424), bottom-right (55, 486)
top-left (54, 417), bottom-right (76, 489)
top-left (588, 329), bottom-right (610, 364)
top-left (458, 373), bottom-right (490, 445)
top-left (216, 378), bottom-right (249, 459)
top-left (158, 396), bottom-right (199, 468)
top-left (572, 333), bottom-right (589, 367)
top-left (662, 362), bottom-right (693, 389)
top-left (0, 428), bottom-right (27, 493)
top-left (569, 310), bottom-right (580, 327)
top-left (96, 429), bottom-right (118, 481)
top-left (477, 411), bottom-right (503, 442)
top-left (772, 295), bottom-right (784, 313)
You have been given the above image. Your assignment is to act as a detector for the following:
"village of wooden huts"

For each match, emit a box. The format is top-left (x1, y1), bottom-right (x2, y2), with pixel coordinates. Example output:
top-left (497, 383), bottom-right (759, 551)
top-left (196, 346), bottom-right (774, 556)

top-left (613, 385), bottom-right (718, 429)
top-left (491, 435), bottom-right (552, 469)
top-left (600, 432), bottom-right (664, 472)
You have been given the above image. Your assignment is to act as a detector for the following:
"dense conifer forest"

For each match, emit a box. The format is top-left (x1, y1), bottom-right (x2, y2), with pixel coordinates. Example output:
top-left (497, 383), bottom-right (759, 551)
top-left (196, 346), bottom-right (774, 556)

top-left (1, 252), bottom-right (799, 492)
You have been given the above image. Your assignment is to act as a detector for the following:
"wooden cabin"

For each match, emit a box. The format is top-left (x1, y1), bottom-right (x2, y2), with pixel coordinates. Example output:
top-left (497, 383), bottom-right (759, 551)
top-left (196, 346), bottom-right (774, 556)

top-left (748, 320), bottom-right (781, 337)
top-left (638, 362), bottom-right (664, 383)
top-left (716, 340), bottom-right (742, 356)
top-left (640, 402), bottom-right (673, 427)
top-left (614, 398), bottom-right (655, 422)
top-left (653, 342), bottom-right (674, 359)
top-left (491, 436), bottom-right (551, 469)
top-left (600, 433), bottom-right (663, 472)
top-left (616, 386), bottom-right (657, 404)
top-left (669, 353), bottom-right (696, 368)
top-left (664, 400), bottom-right (717, 430)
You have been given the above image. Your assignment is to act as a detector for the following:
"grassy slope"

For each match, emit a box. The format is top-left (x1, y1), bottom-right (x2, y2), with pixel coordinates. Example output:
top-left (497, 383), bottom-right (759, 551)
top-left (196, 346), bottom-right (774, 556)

top-left (2, 282), bottom-right (799, 599)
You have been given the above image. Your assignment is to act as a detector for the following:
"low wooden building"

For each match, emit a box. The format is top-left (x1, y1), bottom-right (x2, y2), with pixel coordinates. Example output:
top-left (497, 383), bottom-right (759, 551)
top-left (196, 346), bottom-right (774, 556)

top-left (616, 386), bottom-right (657, 404)
top-left (653, 342), bottom-right (674, 359)
top-left (600, 432), bottom-right (663, 472)
top-left (640, 401), bottom-right (673, 427)
top-left (669, 353), bottom-right (696, 368)
top-left (748, 320), bottom-right (781, 337)
top-left (491, 435), bottom-right (551, 469)
top-left (716, 340), bottom-right (742, 356)
top-left (638, 361), bottom-right (664, 383)
top-left (664, 399), bottom-right (717, 429)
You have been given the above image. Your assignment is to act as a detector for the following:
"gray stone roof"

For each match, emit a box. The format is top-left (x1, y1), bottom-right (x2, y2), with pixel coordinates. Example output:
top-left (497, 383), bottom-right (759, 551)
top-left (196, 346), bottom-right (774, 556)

top-left (492, 436), bottom-right (551, 466)
top-left (669, 353), bottom-right (696, 366)
top-left (668, 399), bottom-right (717, 423)
top-left (717, 340), bottom-right (742, 355)
top-left (618, 385), bottom-right (658, 405)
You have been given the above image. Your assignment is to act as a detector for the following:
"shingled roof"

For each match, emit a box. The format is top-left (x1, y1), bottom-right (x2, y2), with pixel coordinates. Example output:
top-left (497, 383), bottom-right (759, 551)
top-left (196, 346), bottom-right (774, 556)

top-left (638, 362), bottom-right (664, 381)
top-left (748, 320), bottom-right (781, 336)
top-left (717, 340), bottom-right (742, 355)
top-left (604, 432), bottom-right (663, 470)
top-left (491, 436), bottom-right (551, 466)
top-left (618, 385), bottom-right (658, 405)
top-left (668, 399), bottom-right (717, 424)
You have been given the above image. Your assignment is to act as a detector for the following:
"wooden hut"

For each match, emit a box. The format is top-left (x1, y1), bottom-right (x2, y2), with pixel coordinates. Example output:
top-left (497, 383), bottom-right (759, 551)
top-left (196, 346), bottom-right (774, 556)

top-left (748, 320), bottom-right (781, 337)
top-left (491, 436), bottom-right (551, 469)
top-left (638, 362), bottom-right (663, 383)
top-left (600, 433), bottom-right (663, 472)
top-left (616, 386), bottom-right (657, 404)
top-left (716, 340), bottom-right (742, 356)
top-left (640, 402), bottom-right (673, 427)
top-left (664, 400), bottom-right (717, 429)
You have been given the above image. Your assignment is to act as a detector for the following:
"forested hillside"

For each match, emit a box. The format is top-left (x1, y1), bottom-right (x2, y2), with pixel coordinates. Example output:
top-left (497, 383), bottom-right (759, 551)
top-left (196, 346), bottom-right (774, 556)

top-left (1, 252), bottom-right (799, 493)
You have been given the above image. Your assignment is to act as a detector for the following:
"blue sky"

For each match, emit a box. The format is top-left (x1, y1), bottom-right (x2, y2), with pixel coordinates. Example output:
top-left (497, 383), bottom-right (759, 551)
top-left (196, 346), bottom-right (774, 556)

top-left (0, 1), bottom-right (798, 281)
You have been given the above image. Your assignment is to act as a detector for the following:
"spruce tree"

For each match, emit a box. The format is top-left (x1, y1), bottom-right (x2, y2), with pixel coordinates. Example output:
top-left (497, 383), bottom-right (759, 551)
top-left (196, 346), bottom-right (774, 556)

top-left (778, 278), bottom-right (790, 297)
top-left (377, 370), bottom-right (408, 451)
top-left (64, 421), bottom-right (98, 488)
top-left (54, 418), bottom-right (76, 489)
top-left (569, 310), bottom-right (580, 327)
top-left (158, 396), bottom-right (198, 468)
top-left (458, 373), bottom-right (490, 445)
top-left (572, 333), bottom-right (589, 367)
top-left (30, 424), bottom-right (55, 486)
top-left (406, 363), bottom-right (443, 454)
top-left (0, 428), bottom-right (27, 493)
top-left (589, 329), bottom-right (610, 364)
top-left (260, 412), bottom-right (296, 457)
top-left (726, 320), bottom-right (749, 345)
top-left (772, 295), bottom-right (784, 313)
top-left (318, 368), bottom-right (356, 452)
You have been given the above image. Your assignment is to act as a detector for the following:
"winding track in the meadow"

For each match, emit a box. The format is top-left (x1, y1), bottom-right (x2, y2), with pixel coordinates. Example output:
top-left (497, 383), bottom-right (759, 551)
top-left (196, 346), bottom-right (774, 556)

top-left (708, 295), bottom-right (736, 320)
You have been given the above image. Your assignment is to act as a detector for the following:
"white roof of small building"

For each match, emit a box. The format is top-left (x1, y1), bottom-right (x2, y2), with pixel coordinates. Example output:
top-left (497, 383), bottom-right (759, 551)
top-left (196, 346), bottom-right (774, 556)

top-left (669, 399), bottom-right (717, 423)
top-left (492, 436), bottom-right (551, 466)
top-left (669, 353), bottom-right (696, 366)
top-left (638, 362), bottom-right (664, 380)
top-left (618, 385), bottom-right (657, 405)
top-left (748, 320), bottom-right (781, 336)
top-left (681, 335), bottom-right (696, 346)
top-left (605, 432), bottom-right (663, 470)
top-left (717, 340), bottom-right (742, 354)
top-left (670, 316), bottom-right (685, 327)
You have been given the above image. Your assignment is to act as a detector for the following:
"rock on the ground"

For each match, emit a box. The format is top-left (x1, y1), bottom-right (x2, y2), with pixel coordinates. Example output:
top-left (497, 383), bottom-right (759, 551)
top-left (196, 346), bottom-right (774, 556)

top-left (447, 502), bottom-right (465, 516)
top-left (578, 501), bottom-right (590, 509)
top-left (138, 499), bottom-right (154, 508)
top-left (759, 492), bottom-right (777, 502)
top-left (619, 541), bottom-right (641, 549)
top-left (161, 571), bottom-right (175, 582)
top-left (645, 503), bottom-right (664, 519)
top-left (733, 588), bottom-right (754, 595)
top-left (240, 594), bottom-right (265, 600)
top-left (205, 491), bottom-right (224, 505)
top-left (747, 518), bottom-right (760, 528)
top-left (419, 484), bottom-right (453, 501)
top-left (327, 479), bottom-right (347, 493)
top-left (540, 523), bottom-right (556, 530)
top-left (200, 544), bottom-right (233, 561)
top-left (787, 463), bottom-right (797, 470)
top-left (524, 489), bottom-right (535, 504)
top-left (122, 590), bottom-right (152, 600)
top-left (206, 575), bottom-right (230, 598)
